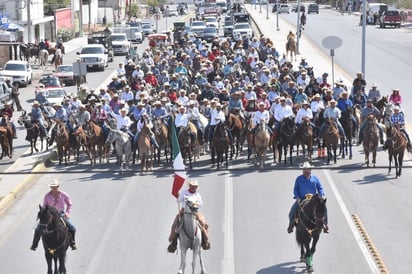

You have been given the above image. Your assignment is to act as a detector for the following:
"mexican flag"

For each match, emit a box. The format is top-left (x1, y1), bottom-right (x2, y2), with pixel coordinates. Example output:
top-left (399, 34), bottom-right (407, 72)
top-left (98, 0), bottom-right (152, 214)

top-left (171, 124), bottom-right (186, 199)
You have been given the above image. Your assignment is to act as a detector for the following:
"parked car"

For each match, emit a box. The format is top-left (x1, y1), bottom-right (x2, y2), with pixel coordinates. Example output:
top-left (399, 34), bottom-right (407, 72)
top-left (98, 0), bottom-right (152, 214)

top-left (77, 44), bottom-right (108, 72)
top-left (38, 87), bottom-right (67, 106)
top-left (53, 65), bottom-right (75, 86)
top-left (141, 22), bottom-right (155, 35)
top-left (201, 27), bottom-right (219, 42)
top-left (204, 16), bottom-right (220, 29)
top-left (278, 4), bottom-right (290, 14)
top-left (232, 22), bottom-right (254, 41)
top-left (291, 4), bottom-right (306, 13)
top-left (0, 60), bottom-right (32, 87)
top-left (379, 10), bottom-right (401, 28)
top-left (38, 75), bottom-right (63, 88)
top-left (168, 9), bottom-right (179, 17)
top-left (223, 15), bottom-right (234, 37)
top-left (0, 80), bottom-right (12, 106)
top-left (191, 20), bottom-right (207, 36)
top-left (307, 3), bottom-right (319, 14)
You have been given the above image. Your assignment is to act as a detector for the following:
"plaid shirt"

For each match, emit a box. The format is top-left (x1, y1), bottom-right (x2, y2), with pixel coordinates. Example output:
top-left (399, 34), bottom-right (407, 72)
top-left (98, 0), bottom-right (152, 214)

top-left (390, 112), bottom-right (405, 126)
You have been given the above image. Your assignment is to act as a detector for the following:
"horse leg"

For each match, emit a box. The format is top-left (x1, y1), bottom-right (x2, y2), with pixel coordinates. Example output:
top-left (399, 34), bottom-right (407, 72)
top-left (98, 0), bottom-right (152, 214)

top-left (398, 153), bottom-right (403, 177)
top-left (333, 146), bottom-right (337, 164)
top-left (349, 139), bottom-right (353, 159)
top-left (395, 154), bottom-right (400, 178)
top-left (289, 144), bottom-right (293, 165)
top-left (341, 139), bottom-right (345, 158)
top-left (388, 154), bottom-right (392, 174)
top-left (365, 149), bottom-right (369, 167)
top-left (53, 256), bottom-right (58, 274)
top-left (178, 247), bottom-right (187, 274)
top-left (59, 255), bottom-right (67, 274)
top-left (372, 150), bottom-right (377, 168)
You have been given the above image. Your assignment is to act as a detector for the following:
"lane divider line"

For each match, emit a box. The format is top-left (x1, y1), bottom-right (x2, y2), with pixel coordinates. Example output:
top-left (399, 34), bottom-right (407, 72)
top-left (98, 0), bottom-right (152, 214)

top-left (222, 174), bottom-right (235, 274)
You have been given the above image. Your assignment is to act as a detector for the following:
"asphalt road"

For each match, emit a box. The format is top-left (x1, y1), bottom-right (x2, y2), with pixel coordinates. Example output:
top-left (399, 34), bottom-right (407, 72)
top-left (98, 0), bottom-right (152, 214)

top-left (1, 5), bottom-right (412, 274)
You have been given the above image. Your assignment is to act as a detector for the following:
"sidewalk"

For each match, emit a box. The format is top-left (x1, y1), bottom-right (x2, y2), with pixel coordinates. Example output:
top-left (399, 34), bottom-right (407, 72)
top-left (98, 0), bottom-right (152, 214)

top-left (246, 5), bottom-right (352, 87)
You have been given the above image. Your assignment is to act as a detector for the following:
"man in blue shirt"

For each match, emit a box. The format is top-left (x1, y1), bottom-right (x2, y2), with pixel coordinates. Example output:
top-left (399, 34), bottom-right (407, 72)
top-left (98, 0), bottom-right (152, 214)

top-left (287, 162), bottom-right (329, 233)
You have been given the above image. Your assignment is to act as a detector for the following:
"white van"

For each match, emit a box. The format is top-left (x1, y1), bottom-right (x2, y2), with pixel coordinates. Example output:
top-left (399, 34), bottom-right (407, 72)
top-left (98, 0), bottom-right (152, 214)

top-left (216, 0), bottom-right (228, 13)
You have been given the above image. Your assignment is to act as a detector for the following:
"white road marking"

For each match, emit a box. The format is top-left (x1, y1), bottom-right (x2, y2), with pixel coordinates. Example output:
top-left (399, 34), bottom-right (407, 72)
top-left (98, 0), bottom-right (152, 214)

top-left (323, 170), bottom-right (380, 274)
top-left (222, 175), bottom-right (235, 274)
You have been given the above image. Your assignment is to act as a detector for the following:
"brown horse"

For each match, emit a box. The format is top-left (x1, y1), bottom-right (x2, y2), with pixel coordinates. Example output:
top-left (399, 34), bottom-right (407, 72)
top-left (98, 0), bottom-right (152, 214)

top-left (254, 120), bottom-right (270, 168)
top-left (0, 116), bottom-right (14, 159)
top-left (362, 115), bottom-right (379, 167)
top-left (87, 121), bottom-right (108, 165)
top-left (211, 122), bottom-right (230, 170)
top-left (340, 107), bottom-right (355, 159)
top-left (228, 113), bottom-right (245, 159)
top-left (55, 120), bottom-right (71, 165)
top-left (297, 117), bottom-right (314, 163)
top-left (286, 36), bottom-right (297, 61)
top-left (73, 126), bottom-right (89, 164)
top-left (386, 126), bottom-right (407, 178)
top-left (152, 118), bottom-right (170, 164)
top-left (322, 118), bottom-right (340, 165)
top-left (137, 124), bottom-right (153, 171)
top-left (0, 127), bottom-right (10, 160)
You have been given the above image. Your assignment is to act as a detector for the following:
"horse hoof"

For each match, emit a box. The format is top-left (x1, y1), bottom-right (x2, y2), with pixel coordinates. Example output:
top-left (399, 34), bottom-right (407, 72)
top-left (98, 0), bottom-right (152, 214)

top-left (300, 256), bottom-right (305, 262)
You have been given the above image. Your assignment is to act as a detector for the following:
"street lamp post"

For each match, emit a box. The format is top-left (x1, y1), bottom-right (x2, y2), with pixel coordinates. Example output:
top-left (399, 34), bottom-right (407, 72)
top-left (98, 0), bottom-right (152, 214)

top-left (361, 0), bottom-right (366, 76)
top-left (296, 0), bottom-right (301, 54)
top-left (276, 0), bottom-right (279, 31)
top-left (266, 2), bottom-right (269, 19)
top-left (260, 0), bottom-right (262, 13)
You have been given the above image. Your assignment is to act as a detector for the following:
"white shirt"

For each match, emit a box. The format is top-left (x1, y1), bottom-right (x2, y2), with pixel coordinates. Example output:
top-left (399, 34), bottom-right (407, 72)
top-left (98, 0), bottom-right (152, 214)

top-left (187, 107), bottom-right (201, 120)
top-left (295, 107), bottom-right (313, 124)
top-left (269, 102), bottom-right (281, 117)
top-left (210, 109), bottom-right (225, 125)
top-left (310, 100), bottom-right (324, 113)
top-left (179, 189), bottom-right (203, 211)
top-left (274, 104), bottom-right (294, 122)
top-left (132, 69), bottom-right (144, 80)
top-left (175, 113), bottom-right (190, 128)
top-left (253, 109), bottom-right (270, 125)
top-left (116, 66), bottom-right (126, 75)
top-left (121, 91), bottom-right (134, 102)
top-left (137, 118), bottom-right (153, 133)
top-left (323, 106), bottom-right (341, 120)
top-left (116, 114), bottom-right (132, 130)
top-left (244, 91), bottom-right (257, 101)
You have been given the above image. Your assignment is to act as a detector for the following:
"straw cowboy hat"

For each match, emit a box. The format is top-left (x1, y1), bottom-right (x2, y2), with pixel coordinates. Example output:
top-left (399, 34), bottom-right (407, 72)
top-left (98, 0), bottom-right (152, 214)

top-left (301, 162), bottom-right (313, 169)
top-left (48, 179), bottom-right (60, 187)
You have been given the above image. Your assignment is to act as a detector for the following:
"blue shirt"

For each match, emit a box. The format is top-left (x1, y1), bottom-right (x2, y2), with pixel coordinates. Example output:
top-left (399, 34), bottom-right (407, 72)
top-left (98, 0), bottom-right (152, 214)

top-left (293, 174), bottom-right (325, 200)
top-left (337, 98), bottom-right (353, 112)
top-left (390, 112), bottom-right (405, 126)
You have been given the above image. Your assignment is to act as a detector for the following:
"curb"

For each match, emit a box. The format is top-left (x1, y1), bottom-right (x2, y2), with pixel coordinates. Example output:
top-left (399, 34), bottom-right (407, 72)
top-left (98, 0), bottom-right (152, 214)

top-left (0, 149), bottom-right (57, 215)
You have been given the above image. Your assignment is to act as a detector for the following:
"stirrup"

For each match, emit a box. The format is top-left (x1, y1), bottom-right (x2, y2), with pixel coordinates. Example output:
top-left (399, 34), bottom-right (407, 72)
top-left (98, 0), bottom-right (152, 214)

top-left (202, 240), bottom-right (211, 250)
top-left (167, 239), bottom-right (178, 253)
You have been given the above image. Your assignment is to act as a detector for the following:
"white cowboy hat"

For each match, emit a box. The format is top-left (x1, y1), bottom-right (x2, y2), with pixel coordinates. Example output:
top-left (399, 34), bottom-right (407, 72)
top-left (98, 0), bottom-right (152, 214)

top-left (394, 106), bottom-right (400, 111)
top-left (48, 179), bottom-right (60, 187)
top-left (189, 180), bottom-right (199, 186)
top-left (371, 83), bottom-right (378, 88)
top-left (301, 162), bottom-right (313, 169)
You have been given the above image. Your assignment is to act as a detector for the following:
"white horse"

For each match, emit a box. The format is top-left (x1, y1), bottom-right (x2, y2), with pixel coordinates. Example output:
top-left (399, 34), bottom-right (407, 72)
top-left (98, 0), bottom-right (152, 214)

top-left (39, 49), bottom-right (49, 68)
top-left (177, 197), bottom-right (206, 274)
top-left (105, 128), bottom-right (131, 172)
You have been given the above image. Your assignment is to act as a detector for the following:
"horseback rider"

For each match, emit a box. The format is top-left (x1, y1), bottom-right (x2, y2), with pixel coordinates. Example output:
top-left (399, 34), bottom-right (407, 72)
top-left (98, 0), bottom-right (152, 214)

top-left (0, 103), bottom-right (18, 139)
top-left (358, 99), bottom-right (384, 145)
top-left (317, 99), bottom-right (346, 140)
top-left (336, 90), bottom-right (358, 129)
top-left (48, 103), bottom-right (73, 146)
top-left (31, 179), bottom-right (77, 251)
top-left (135, 112), bottom-right (160, 149)
top-left (253, 102), bottom-right (272, 135)
top-left (168, 180), bottom-right (210, 253)
top-left (28, 101), bottom-right (49, 138)
top-left (367, 83), bottom-right (381, 103)
top-left (295, 100), bottom-right (316, 133)
top-left (388, 106), bottom-right (412, 152)
top-left (187, 101), bottom-right (203, 141)
top-left (175, 105), bottom-right (196, 143)
top-left (152, 100), bottom-right (170, 126)
top-left (274, 96), bottom-right (294, 134)
top-left (72, 104), bottom-right (90, 130)
top-left (116, 108), bottom-right (134, 140)
top-left (208, 102), bottom-right (226, 143)
top-left (287, 162), bottom-right (329, 234)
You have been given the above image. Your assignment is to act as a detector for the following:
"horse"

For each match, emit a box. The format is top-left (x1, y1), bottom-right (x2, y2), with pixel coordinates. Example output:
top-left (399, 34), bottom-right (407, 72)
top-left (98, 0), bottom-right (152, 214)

top-left (228, 112), bottom-right (245, 159)
top-left (362, 115), bottom-right (379, 167)
top-left (39, 49), bottom-right (49, 68)
top-left (296, 117), bottom-right (314, 163)
top-left (254, 120), bottom-right (270, 168)
top-left (136, 124), bottom-right (153, 171)
top-left (373, 96), bottom-right (388, 122)
top-left (106, 128), bottom-right (131, 172)
top-left (17, 110), bottom-right (49, 154)
top-left (87, 121), bottom-right (109, 165)
top-left (178, 126), bottom-right (194, 170)
top-left (321, 118), bottom-right (340, 165)
top-left (383, 103), bottom-right (394, 130)
top-left (36, 205), bottom-right (70, 274)
top-left (0, 127), bottom-right (10, 160)
top-left (295, 194), bottom-right (327, 273)
top-left (177, 197), bottom-right (206, 274)
top-left (278, 116), bottom-right (297, 165)
top-left (340, 107), bottom-right (355, 159)
top-left (0, 117), bottom-right (14, 159)
top-left (286, 36), bottom-right (297, 61)
top-left (54, 54), bottom-right (62, 70)
top-left (245, 114), bottom-right (255, 160)
top-left (386, 126), bottom-right (407, 178)
top-left (211, 122), bottom-right (229, 170)
top-left (54, 120), bottom-right (71, 165)
top-left (73, 126), bottom-right (89, 164)
top-left (152, 118), bottom-right (169, 164)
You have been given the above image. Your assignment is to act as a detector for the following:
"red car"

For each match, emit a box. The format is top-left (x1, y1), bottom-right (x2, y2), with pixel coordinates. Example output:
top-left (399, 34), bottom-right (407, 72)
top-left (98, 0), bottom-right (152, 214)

top-left (53, 65), bottom-right (75, 86)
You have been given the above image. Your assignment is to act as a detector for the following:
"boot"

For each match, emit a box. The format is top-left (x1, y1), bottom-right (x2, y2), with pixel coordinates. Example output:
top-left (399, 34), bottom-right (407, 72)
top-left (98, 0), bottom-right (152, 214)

top-left (380, 138), bottom-right (384, 145)
top-left (167, 235), bottom-right (178, 253)
top-left (407, 143), bottom-right (412, 153)
top-left (30, 229), bottom-right (41, 251)
top-left (323, 224), bottom-right (330, 233)
top-left (357, 137), bottom-right (362, 146)
top-left (201, 228), bottom-right (211, 250)
top-left (69, 230), bottom-right (77, 250)
top-left (287, 220), bottom-right (294, 234)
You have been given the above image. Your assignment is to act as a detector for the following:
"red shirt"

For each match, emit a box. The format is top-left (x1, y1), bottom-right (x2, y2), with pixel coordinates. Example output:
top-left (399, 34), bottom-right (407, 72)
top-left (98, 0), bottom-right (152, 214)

top-left (167, 91), bottom-right (177, 103)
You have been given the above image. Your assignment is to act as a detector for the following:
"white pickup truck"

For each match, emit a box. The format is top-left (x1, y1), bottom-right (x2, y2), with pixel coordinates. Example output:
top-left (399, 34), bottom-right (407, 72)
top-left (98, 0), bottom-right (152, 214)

top-left (111, 33), bottom-right (131, 56)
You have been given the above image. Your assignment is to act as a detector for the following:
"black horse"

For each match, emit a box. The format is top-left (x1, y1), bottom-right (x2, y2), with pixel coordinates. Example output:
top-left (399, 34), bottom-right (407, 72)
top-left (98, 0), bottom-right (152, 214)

top-left (36, 205), bottom-right (70, 274)
top-left (278, 116), bottom-right (297, 165)
top-left (211, 122), bottom-right (229, 170)
top-left (17, 110), bottom-right (49, 154)
top-left (295, 194), bottom-right (327, 273)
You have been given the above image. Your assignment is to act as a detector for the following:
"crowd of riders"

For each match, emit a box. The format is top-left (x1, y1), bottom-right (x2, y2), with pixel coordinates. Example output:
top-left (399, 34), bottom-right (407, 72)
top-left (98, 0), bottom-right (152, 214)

top-left (15, 28), bottom-right (411, 155)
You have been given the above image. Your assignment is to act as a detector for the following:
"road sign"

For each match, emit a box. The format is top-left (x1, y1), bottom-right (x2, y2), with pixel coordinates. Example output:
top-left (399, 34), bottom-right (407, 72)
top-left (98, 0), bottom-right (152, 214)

top-left (154, 13), bottom-right (160, 20)
top-left (322, 36), bottom-right (343, 50)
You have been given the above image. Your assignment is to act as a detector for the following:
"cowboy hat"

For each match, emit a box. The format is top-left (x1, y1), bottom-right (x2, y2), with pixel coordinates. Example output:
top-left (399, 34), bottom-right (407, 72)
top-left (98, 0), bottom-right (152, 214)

top-left (49, 179), bottom-right (60, 187)
top-left (371, 83), bottom-right (378, 88)
top-left (394, 106), bottom-right (400, 111)
top-left (189, 180), bottom-right (199, 186)
top-left (301, 162), bottom-right (313, 169)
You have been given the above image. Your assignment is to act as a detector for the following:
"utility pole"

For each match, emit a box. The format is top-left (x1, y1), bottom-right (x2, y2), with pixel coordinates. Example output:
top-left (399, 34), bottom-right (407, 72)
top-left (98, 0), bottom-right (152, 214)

top-left (79, 0), bottom-right (83, 36)
top-left (27, 0), bottom-right (32, 43)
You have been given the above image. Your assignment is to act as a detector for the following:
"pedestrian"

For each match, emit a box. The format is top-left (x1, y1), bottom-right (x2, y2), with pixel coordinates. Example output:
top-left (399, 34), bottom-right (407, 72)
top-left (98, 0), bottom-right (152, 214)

top-left (287, 162), bottom-right (329, 234)
top-left (30, 179), bottom-right (77, 251)
top-left (11, 81), bottom-right (23, 111)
